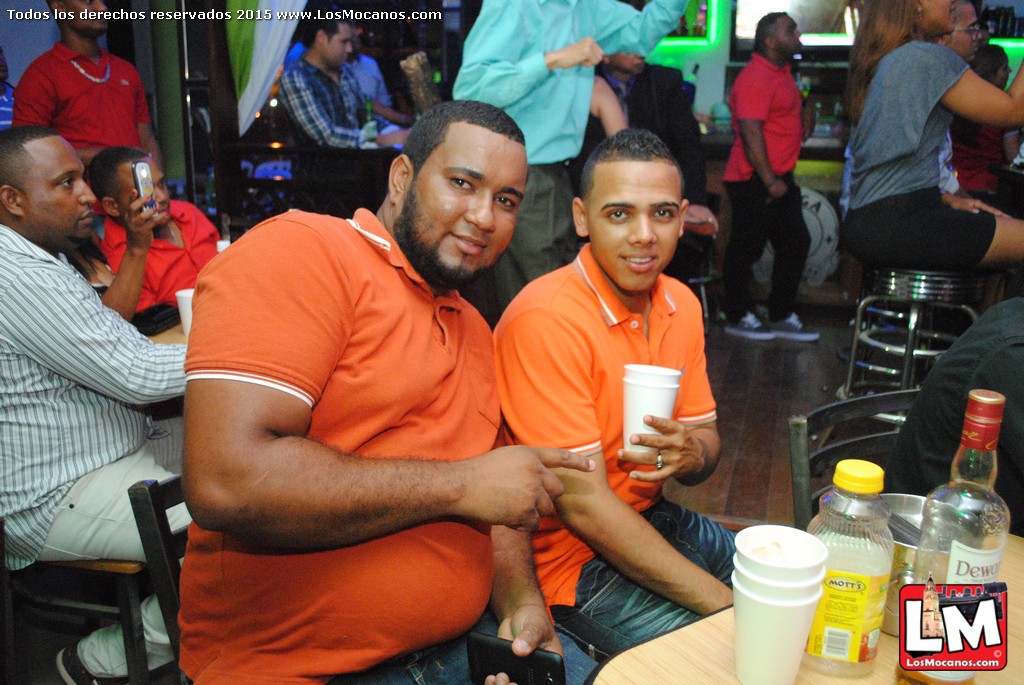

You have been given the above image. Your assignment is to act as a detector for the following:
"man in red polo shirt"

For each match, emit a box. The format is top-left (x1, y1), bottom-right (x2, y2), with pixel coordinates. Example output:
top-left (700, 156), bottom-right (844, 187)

top-left (90, 146), bottom-right (218, 312)
top-left (13, 0), bottom-right (162, 167)
top-left (722, 12), bottom-right (817, 342)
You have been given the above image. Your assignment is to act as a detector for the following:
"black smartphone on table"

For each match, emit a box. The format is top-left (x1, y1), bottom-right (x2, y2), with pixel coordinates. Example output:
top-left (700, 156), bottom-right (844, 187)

top-left (131, 160), bottom-right (157, 211)
top-left (467, 632), bottom-right (565, 685)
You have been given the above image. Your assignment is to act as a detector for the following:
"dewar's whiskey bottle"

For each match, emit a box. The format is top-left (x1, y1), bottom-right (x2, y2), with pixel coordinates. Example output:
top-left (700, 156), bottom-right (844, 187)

top-left (914, 389), bottom-right (1010, 586)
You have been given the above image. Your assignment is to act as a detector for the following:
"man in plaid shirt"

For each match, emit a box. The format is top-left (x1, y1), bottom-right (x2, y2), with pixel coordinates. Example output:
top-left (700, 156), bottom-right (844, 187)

top-left (280, 18), bottom-right (407, 157)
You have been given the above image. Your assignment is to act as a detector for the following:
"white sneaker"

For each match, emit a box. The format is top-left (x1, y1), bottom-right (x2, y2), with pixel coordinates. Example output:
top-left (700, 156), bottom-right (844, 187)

top-left (769, 313), bottom-right (820, 342)
top-left (724, 311), bottom-right (776, 340)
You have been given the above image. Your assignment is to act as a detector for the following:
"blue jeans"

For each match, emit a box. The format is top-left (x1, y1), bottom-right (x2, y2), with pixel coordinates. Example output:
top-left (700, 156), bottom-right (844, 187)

top-left (328, 612), bottom-right (596, 685)
top-left (550, 499), bottom-right (735, 660)
top-left (183, 612), bottom-right (597, 685)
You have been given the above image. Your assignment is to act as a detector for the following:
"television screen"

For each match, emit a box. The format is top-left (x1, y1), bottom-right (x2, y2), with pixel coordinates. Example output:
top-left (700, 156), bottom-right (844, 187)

top-left (732, 0), bottom-right (861, 60)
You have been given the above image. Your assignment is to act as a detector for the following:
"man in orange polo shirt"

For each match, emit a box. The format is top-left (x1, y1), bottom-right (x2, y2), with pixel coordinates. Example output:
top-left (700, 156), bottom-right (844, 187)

top-left (494, 129), bottom-right (735, 659)
top-left (178, 101), bottom-right (597, 685)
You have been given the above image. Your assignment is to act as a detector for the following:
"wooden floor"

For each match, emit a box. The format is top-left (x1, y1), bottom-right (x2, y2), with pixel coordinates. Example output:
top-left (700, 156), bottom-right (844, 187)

top-left (665, 305), bottom-right (854, 530)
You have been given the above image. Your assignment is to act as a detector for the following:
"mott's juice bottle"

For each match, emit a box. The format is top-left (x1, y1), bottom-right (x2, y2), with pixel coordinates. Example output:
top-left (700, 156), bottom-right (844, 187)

top-left (804, 459), bottom-right (894, 676)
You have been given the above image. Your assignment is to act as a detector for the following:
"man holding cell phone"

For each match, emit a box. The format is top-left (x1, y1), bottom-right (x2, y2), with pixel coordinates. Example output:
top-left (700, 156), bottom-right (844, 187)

top-left (90, 146), bottom-right (219, 313)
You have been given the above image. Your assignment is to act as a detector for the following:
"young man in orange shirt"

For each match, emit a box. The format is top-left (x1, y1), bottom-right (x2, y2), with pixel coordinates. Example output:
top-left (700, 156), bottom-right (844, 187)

top-left (177, 101), bottom-right (596, 685)
top-left (494, 129), bottom-right (735, 659)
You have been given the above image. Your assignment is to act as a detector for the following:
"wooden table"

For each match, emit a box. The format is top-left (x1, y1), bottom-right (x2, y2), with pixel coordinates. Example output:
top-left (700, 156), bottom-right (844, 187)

top-left (149, 323), bottom-right (187, 345)
top-left (588, 535), bottom-right (1024, 683)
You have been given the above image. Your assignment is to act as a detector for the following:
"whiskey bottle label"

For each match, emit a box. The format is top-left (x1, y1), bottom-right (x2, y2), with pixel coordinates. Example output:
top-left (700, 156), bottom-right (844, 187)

top-left (946, 540), bottom-right (1004, 582)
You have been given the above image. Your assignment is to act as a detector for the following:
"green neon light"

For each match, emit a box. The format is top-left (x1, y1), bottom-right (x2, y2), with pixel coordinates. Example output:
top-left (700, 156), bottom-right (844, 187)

top-left (991, 38), bottom-right (1024, 56)
top-left (649, 0), bottom-right (723, 60)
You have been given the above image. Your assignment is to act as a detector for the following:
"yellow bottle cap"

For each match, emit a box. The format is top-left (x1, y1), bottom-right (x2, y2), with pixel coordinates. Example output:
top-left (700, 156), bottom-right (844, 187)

top-left (833, 459), bottom-right (884, 494)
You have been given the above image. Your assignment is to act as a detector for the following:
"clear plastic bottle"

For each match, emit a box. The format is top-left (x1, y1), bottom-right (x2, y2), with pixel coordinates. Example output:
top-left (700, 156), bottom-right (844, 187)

top-left (803, 459), bottom-right (894, 676)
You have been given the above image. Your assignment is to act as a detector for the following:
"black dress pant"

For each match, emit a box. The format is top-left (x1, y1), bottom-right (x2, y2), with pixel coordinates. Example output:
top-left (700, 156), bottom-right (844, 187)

top-left (723, 173), bottom-right (810, 322)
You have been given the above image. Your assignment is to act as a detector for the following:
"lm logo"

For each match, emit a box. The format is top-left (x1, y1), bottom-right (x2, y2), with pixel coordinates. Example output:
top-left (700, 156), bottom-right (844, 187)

top-left (898, 582), bottom-right (1008, 671)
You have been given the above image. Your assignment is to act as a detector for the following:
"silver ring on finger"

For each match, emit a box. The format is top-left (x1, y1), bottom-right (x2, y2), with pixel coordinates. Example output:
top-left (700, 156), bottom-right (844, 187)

top-left (655, 452), bottom-right (664, 470)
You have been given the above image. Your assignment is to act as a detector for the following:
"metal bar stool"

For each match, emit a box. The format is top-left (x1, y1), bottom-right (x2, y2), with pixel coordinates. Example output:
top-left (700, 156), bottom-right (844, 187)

top-left (840, 269), bottom-right (987, 398)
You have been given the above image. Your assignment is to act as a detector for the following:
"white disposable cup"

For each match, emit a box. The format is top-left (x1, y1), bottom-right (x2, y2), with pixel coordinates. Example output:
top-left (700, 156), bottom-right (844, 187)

top-left (733, 572), bottom-right (823, 685)
top-left (175, 288), bottom-right (195, 337)
top-left (624, 363), bottom-right (682, 385)
top-left (733, 553), bottom-right (825, 602)
top-left (622, 377), bottom-right (678, 455)
top-left (216, 239), bottom-right (230, 253)
top-left (734, 525), bottom-right (829, 583)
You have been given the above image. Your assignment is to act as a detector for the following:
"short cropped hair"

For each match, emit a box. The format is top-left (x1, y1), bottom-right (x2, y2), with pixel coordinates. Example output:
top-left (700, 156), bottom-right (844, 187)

top-left (971, 43), bottom-right (1009, 83)
top-left (89, 146), bottom-right (146, 201)
top-left (296, 3), bottom-right (349, 47)
top-left (0, 126), bottom-right (59, 188)
top-left (403, 100), bottom-right (525, 174)
top-left (578, 128), bottom-right (683, 199)
top-left (754, 12), bottom-right (789, 55)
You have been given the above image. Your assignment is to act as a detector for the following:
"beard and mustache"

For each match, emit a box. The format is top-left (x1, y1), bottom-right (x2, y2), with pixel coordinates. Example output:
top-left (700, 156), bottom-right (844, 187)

top-left (391, 184), bottom-right (490, 293)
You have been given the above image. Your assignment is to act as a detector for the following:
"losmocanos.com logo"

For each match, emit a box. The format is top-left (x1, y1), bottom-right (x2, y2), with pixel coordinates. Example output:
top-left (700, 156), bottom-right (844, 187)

top-left (898, 580), bottom-right (1008, 671)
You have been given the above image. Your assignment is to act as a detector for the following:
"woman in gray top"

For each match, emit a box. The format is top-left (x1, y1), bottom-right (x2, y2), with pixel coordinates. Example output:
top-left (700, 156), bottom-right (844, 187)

top-left (843, 0), bottom-right (1024, 270)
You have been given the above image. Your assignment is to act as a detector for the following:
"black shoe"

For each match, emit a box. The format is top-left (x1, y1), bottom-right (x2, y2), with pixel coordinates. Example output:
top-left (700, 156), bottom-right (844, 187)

top-left (56, 641), bottom-right (129, 685)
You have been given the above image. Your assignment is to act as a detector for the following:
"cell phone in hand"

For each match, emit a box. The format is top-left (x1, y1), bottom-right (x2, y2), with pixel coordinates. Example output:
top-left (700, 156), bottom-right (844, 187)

top-left (131, 160), bottom-right (157, 211)
top-left (467, 632), bottom-right (565, 685)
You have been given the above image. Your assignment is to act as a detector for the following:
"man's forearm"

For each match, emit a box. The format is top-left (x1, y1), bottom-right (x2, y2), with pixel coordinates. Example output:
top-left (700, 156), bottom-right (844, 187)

top-left (490, 525), bottom-right (547, 621)
top-left (185, 428), bottom-right (472, 548)
top-left (740, 127), bottom-right (776, 186)
top-left (185, 382), bottom-right (589, 549)
top-left (100, 245), bottom-right (148, 320)
top-left (559, 489), bottom-right (732, 614)
top-left (371, 100), bottom-right (412, 127)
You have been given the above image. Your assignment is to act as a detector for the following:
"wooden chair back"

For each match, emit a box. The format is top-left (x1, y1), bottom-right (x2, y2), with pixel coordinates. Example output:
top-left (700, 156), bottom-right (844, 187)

top-left (129, 477), bottom-right (188, 660)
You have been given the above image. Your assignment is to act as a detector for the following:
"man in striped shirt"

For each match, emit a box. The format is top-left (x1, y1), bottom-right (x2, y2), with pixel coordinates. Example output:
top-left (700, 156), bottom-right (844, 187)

top-left (0, 126), bottom-right (188, 685)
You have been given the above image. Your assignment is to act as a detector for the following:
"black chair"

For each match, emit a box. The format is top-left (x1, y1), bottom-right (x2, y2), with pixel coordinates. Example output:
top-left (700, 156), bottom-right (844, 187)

top-left (789, 389), bottom-right (920, 530)
top-left (10, 552), bottom-right (149, 683)
top-left (129, 477), bottom-right (189, 661)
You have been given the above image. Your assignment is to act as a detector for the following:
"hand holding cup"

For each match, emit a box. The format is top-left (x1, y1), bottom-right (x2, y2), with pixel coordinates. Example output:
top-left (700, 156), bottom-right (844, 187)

top-left (620, 416), bottom-right (707, 483)
top-left (621, 364), bottom-right (682, 478)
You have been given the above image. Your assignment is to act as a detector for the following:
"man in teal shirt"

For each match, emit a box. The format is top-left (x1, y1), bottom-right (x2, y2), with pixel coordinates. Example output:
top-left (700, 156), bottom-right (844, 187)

top-left (454, 0), bottom-right (689, 325)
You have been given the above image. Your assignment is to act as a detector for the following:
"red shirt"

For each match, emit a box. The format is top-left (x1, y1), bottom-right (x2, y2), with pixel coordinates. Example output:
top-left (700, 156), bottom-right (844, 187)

top-left (180, 210), bottom-right (497, 683)
top-left (13, 42), bottom-right (150, 150)
top-left (99, 200), bottom-right (219, 311)
top-left (952, 124), bottom-right (1015, 193)
top-left (724, 53), bottom-right (803, 182)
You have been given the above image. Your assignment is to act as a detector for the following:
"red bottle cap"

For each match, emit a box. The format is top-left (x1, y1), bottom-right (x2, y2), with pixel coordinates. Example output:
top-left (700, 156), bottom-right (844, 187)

top-left (966, 389), bottom-right (1005, 423)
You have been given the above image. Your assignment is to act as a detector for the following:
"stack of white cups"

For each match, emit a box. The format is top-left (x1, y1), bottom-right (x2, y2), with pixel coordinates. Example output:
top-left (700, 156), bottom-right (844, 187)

top-left (732, 525), bottom-right (829, 685)
top-left (622, 364), bottom-right (682, 454)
